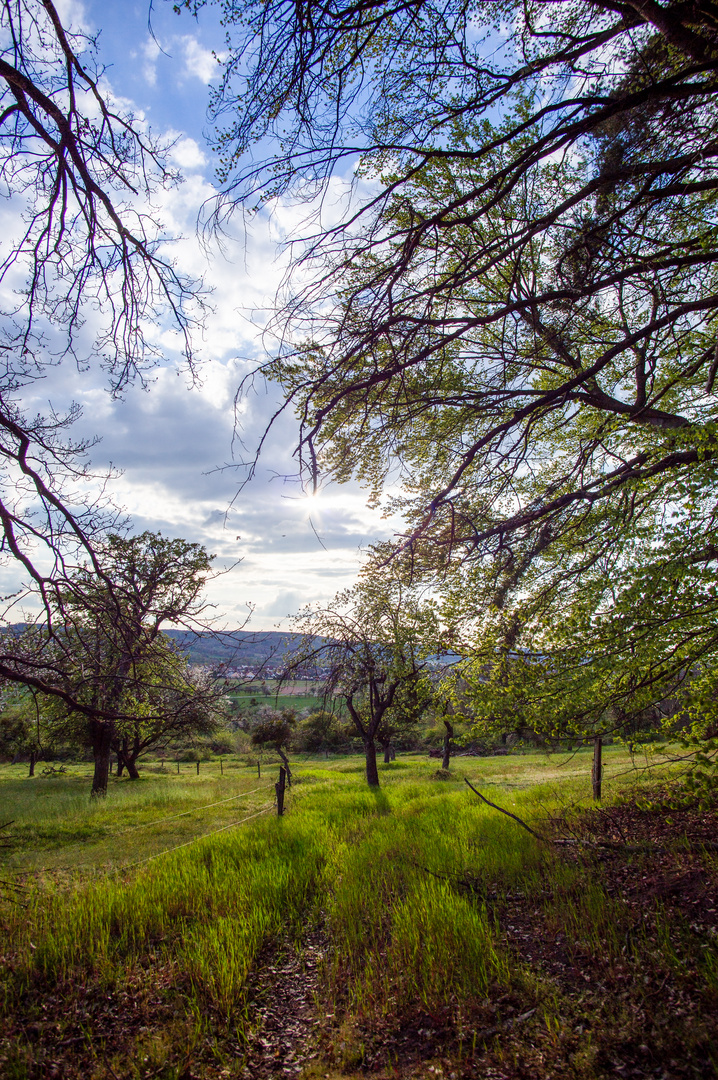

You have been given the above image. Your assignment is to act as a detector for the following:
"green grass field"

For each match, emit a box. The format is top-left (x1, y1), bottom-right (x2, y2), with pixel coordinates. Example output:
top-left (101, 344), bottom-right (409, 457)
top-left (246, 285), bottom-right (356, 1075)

top-left (227, 679), bottom-right (328, 715)
top-left (1, 745), bottom-right (716, 1079)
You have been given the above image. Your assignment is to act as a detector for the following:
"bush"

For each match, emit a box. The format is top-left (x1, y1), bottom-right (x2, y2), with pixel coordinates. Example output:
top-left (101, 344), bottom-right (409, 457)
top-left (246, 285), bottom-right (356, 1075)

top-left (294, 711), bottom-right (348, 754)
top-left (208, 735), bottom-right (236, 756)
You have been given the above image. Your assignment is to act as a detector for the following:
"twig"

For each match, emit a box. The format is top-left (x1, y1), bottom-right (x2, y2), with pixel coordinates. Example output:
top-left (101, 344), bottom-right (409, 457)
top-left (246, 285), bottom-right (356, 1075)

top-left (464, 778), bottom-right (548, 841)
top-left (407, 857), bottom-right (486, 897)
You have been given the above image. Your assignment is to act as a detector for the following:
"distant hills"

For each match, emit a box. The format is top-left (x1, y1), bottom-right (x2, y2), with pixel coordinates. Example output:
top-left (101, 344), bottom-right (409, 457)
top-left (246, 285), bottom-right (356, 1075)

top-left (164, 630), bottom-right (462, 671)
top-left (163, 629), bottom-right (311, 669)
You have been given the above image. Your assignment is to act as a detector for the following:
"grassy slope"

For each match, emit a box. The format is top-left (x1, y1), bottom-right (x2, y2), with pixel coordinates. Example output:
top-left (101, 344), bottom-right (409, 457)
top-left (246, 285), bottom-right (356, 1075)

top-left (0, 747), bottom-right (716, 1078)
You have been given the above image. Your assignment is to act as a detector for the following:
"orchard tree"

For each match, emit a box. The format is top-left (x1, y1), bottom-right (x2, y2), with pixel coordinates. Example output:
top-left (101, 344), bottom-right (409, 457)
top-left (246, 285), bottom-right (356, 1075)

top-left (251, 707), bottom-right (296, 781)
top-left (294, 710), bottom-right (348, 756)
top-left (292, 571), bottom-right (437, 786)
top-left (45, 532), bottom-right (219, 795)
top-left (0, 686), bottom-right (44, 774)
top-left (193, 0), bottom-right (718, 763)
top-left (204, 0), bottom-right (718, 580)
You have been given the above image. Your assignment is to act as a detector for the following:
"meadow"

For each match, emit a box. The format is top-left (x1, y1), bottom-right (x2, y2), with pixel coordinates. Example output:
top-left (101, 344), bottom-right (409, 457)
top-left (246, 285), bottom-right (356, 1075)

top-left (1, 746), bottom-right (716, 1079)
top-left (227, 680), bottom-right (328, 716)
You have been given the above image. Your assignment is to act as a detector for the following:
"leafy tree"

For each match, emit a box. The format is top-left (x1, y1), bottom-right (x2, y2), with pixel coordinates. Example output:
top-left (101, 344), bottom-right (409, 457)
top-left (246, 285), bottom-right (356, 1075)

top-left (294, 710), bottom-right (348, 755)
top-left (111, 654), bottom-right (224, 780)
top-left (292, 572), bottom-right (437, 786)
top-left (207, 0), bottom-right (718, 562)
top-left (196, 0), bottom-right (718, 756)
top-left (0, 688), bottom-right (43, 773)
top-left (251, 707), bottom-right (296, 780)
top-left (41, 531), bottom-right (219, 795)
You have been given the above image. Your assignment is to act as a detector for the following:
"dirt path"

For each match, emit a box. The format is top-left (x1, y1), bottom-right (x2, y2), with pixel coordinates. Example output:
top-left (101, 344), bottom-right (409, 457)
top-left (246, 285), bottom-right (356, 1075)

top-left (237, 925), bottom-right (329, 1078)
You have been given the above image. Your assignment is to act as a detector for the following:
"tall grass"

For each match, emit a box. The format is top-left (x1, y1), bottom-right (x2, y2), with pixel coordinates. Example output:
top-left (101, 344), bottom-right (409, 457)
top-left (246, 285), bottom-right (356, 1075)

top-left (1, 746), bottom-right (690, 1069)
top-left (3, 773), bottom-right (550, 1028)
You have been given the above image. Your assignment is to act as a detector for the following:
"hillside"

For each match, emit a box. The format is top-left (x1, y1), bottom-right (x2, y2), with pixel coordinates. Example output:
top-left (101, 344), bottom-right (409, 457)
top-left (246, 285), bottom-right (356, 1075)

top-left (163, 629), bottom-right (312, 669)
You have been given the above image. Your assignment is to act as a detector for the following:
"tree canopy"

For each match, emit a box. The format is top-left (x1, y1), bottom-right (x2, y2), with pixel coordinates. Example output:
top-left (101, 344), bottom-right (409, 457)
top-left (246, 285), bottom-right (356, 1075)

top-left (34, 531), bottom-right (220, 794)
top-left (292, 573), bottom-right (437, 785)
top-left (196, 0), bottom-right (718, 747)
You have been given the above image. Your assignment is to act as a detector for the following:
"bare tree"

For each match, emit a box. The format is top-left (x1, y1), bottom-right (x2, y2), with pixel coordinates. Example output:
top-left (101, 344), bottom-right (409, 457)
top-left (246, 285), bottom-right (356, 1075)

top-left (0, 2), bottom-right (209, 715)
top-left (0, 0), bottom-right (205, 382)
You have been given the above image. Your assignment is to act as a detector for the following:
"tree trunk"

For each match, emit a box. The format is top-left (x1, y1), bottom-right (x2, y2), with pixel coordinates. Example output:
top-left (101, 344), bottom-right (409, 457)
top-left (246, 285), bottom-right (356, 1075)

top-left (125, 756), bottom-right (140, 780)
top-left (592, 736), bottom-right (603, 801)
top-left (364, 737), bottom-right (380, 787)
top-left (383, 743), bottom-right (391, 764)
top-left (28, 749), bottom-right (37, 777)
top-left (275, 766), bottom-right (286, 816)
top-left (91, 722), bottom-right (113, 797)
top-left (116, 754), bottom-right (124, 777)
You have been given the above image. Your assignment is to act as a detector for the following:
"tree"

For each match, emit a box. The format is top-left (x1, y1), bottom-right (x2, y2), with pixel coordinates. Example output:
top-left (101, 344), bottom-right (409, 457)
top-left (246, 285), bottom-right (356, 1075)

top-left (292, 573), bottom-right (436, 786)
top-left (109, 651), bottom-right (224, 780)
top-left (0, 1), bottom-right (205, 703)
top-left (0, 687), bottom-right (43, 774)
top-left (198, 0), bottom-right (718, 750)
top-left (42, 531), bottom-right (219, 795)
top-left (0, 0), bottom-right (202, 378)
top-left (294, 709), bottom-right (348, 755)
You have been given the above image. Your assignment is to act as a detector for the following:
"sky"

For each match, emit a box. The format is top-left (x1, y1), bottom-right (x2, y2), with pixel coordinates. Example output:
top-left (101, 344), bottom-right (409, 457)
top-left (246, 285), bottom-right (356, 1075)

top-left (13, 0), bottom-right (397, 631)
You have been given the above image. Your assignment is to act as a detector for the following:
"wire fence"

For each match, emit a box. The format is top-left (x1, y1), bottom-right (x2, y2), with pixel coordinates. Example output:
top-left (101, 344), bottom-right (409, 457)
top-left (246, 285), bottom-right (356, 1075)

top-left (6, 781), bottom-right (280, 880)
top-left (118, 800), bottom-right (277, 872)
top-left (119, 784), bottom-right (272, 831)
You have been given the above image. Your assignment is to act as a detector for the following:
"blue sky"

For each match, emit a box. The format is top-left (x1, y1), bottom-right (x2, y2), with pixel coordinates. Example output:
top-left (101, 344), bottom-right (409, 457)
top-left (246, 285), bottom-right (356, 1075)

top-left (10, 0), bottom-right (396, 629)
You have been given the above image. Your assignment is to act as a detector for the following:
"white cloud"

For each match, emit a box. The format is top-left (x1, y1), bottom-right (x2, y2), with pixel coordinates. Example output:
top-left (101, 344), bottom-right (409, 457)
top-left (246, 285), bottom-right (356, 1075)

top-left (181, 37), bottom-right (222, 84)
top-left (141, 37), bottom-right (161, 87)
top-left (0, 4), bottom-right (392, 631)
top-left (169, 136), bottom-right (207, 171)
top-left (53, 0), bottom-right (90, 34)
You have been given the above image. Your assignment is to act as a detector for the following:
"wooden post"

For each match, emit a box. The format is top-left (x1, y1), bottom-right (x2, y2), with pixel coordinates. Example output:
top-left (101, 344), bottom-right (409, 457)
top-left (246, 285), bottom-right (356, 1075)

top-left (257, 761), bottom-right (261, 779)
top-left (177, 760), bottom-right (180, 774)
top-left (592, 736), bottom-right (603, 801)
top-left (196, 760), bottom-right (200, 775)
top-left (220, 757), bottom-right (223, 775)
top-left (442, 719), bottom-right (454, 771)
top-left (275, 766), bottom-right (286, 816)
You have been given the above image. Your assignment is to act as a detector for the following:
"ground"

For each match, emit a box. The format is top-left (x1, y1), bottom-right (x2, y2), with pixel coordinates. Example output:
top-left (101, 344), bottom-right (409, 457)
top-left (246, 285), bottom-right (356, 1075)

top-left (1, 748), bottom-right (717, 1079)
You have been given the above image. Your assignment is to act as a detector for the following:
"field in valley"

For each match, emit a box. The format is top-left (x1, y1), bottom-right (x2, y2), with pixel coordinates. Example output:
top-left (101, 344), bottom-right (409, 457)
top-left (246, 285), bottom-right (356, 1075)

top-left (1, 746), bottom-right (717, 1079)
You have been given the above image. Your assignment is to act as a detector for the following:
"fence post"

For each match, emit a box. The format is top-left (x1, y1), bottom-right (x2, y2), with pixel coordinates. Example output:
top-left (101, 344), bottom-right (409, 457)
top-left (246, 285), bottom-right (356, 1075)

top-left (220, 757), bottom-right (223, 775)
top-left (592, 736), bottom-right (603, 801)
top-left (177, 760), bottom-right (180, 774)
top-left (196, 760), bottom-right (200, 775)
top-left (275, 766), bottom-right (286, 816)
top-left (257, 761), bottom-right (261, 779)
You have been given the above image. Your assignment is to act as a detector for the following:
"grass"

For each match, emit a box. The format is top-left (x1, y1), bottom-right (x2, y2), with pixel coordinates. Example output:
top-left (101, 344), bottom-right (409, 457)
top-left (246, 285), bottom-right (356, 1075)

top-left (228, 678), bottom-right (327, 714)
top-left (1, 744), bottom-right (716, 1078)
